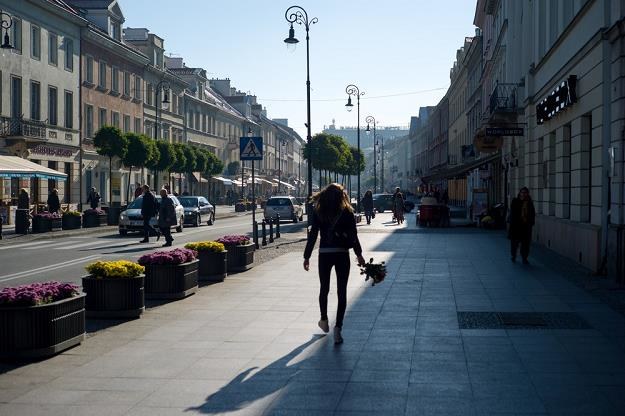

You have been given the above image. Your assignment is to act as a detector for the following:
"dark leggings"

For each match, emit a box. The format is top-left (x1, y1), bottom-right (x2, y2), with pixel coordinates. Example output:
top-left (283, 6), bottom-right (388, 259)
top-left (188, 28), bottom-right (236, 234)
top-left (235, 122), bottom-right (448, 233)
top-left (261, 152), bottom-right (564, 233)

top-left (318, 252), bottom-right (350, 328)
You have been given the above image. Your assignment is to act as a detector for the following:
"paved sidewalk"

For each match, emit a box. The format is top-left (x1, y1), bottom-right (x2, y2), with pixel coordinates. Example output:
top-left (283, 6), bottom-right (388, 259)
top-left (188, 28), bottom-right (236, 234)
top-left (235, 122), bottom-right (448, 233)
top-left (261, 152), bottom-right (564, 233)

top-left (1, 213), bottom-right (624, 415)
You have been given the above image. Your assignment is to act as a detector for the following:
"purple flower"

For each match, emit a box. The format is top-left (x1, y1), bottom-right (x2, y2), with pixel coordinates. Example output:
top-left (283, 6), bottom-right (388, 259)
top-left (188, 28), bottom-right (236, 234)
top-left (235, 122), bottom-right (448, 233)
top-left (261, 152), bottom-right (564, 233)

top-left (137, 248), bottom-right (197, 266)
top-left (0, 281), bottom-right (79, 307)
top-left (216, 235), bottom-right (250, 246)
top-left (33, 211), bottom-right (61, 220)
top-left (84, 208), bottom-right (105, 215)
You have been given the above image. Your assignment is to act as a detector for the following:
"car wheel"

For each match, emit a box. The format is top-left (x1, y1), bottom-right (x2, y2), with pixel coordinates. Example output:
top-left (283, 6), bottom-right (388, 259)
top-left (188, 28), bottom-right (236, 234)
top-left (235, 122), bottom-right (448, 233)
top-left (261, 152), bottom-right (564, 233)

top-left (299, 213), bottom-right (304, 221)
top-left (379, 208), bottom-right (385, 213)
top-left (176, 217), bottom-right (183, 233)
top-left (207, 213), bottom-right (214, 226)
top-left (195, 213), bottom-right (201, 227)
top-left (119, 229), bottom-right (128, 236)
top-left (292, 214), bottom-right (298, 223)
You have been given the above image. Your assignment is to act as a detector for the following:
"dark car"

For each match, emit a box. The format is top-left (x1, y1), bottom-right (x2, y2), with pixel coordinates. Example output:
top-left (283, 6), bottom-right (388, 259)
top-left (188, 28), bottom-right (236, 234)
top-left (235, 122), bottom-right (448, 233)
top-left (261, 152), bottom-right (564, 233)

top-left (372, 193), bottom-right (394, 213)
top-left (178, 196), bottom-right (215, 227)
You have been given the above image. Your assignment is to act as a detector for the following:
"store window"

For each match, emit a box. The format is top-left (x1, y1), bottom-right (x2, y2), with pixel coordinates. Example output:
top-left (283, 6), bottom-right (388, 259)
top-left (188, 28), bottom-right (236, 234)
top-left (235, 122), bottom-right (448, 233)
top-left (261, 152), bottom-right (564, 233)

top-left (48, 86), bottom-right (58, 125)
top-left (48, 32), bottom-right (58, 66)
top-left (31, 25), bottom-right (40, 60)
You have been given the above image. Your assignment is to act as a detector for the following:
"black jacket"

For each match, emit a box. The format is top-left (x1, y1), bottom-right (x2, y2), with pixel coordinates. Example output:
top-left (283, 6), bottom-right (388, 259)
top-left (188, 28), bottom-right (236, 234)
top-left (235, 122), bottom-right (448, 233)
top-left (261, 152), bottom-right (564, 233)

top-left (47, 193), bottom-right (60, 213)
top-left (508, 197), bottom-right (535, 240)
top-left (304, 208), bottom-right (363, 260)
top-left (141, 192), bottom-right (158, 218)
top-left (158, 195), bottom-right (176, 227)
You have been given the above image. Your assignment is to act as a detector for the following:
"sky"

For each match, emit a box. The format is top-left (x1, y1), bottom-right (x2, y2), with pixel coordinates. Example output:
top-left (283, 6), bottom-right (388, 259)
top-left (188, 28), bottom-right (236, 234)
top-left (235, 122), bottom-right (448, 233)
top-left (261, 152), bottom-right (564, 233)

top-left (121, 0), bottom-right (478, 139)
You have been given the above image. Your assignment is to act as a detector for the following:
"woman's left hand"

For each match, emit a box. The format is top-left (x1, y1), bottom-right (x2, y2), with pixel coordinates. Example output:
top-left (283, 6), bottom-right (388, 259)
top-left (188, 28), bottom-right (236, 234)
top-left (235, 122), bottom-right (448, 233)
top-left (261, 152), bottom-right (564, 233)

top-left (356, 255), bottom-right (366, 267)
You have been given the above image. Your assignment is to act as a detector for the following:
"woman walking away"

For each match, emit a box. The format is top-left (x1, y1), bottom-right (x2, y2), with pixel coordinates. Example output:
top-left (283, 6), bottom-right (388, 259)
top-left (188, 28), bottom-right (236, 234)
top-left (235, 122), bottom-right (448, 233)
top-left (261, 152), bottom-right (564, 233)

top-left (362, 190), bottom-right (374, 225)
top-left (508, 187), bottom-right (535, 264)
top-left (47, 189), bottom-right (61, 214)
top-left (303, 183), bottom-right (366, 344)
top-left (392, 187), bottom-right (405, 224)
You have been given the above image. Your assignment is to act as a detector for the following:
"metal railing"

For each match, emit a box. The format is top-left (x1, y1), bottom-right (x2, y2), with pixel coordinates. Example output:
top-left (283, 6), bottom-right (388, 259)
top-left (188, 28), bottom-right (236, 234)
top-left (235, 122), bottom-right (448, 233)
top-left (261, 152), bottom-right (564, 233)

top-left (0, 116), bottom-right (47, 140)
top-left (489, 83), bottom-right (518, 115)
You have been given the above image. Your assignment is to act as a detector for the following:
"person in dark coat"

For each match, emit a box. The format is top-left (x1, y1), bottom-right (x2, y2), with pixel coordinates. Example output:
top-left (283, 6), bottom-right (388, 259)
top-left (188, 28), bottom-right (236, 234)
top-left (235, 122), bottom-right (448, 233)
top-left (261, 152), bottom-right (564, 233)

top-left (508, 187), bottom-right (535, 264)
top-left (86, 187), bottom-right (101, 209)
top-left (361, 190), bottom-right (374, 224)
top-left (304, 183), bottom-right (366, 345)
top-left (158, 188), bottom-right (176, 247)
top-left (140, 185), bottom-right (159, 243)
top-left (47, 189), bottom-right (61, 213)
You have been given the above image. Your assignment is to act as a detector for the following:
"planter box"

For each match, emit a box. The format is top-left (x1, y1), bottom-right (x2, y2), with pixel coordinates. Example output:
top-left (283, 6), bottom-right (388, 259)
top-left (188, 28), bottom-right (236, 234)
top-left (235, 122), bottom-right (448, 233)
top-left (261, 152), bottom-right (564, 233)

top-left (82, 275), bottom-right (144, 318)
top-left (50, 217), bottom-right (62, 230)
top-left (197, 250), bottom-right (227, 282)
top-left (224, 243), bottom-right (254, 273)
top-left (62, 215), bottom-right (82, 230)
top-left (144, 260), bottom-right (198, 299)
top-left (0, 294), bottom-right (86, 358)
top-left (31, 216), bottom-right (51, 233)
top-left (235, 203), bottom-right (246, 212)
top-left (83, 213), bottom-right (107, 228)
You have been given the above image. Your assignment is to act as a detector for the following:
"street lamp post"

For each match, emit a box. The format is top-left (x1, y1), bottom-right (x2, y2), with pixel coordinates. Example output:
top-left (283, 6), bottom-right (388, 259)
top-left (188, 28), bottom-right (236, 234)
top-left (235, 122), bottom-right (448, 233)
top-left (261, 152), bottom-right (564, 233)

top-left (153, 80), bottom-right (170, 190)
top-left (277, 140), bottom-right (286, 194)
top-left (378, 136), bottom-right (385, 192)
top-left (365, 116), bottom-right (376, 193)
top-left (345, 84), bottom-right (364, 212)
top-left (284, 5), bottom-right (317, 204)
top-left (1, 12), bottom-right (14, 50)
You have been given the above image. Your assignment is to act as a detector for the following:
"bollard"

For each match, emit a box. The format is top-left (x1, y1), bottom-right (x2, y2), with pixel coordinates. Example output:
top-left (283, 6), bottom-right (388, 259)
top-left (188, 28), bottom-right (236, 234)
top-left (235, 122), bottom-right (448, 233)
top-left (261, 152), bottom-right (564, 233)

top-left (253, 221), bottom-right (259, 249)
top-left (275, 214), bottom-right (281, 239)
top-left (261, 219), bottom-right (267, 246)
top-left (269, 219), bottom-right (274, 243)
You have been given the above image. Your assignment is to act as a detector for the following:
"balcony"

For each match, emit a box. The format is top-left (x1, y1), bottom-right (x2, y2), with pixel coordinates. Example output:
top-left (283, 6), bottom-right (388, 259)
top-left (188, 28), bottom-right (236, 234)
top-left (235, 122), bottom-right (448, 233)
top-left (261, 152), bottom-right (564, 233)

top-left (488, 83), bottom-right (519, 122)
top-left (0, 116), bottom-right (47, 141)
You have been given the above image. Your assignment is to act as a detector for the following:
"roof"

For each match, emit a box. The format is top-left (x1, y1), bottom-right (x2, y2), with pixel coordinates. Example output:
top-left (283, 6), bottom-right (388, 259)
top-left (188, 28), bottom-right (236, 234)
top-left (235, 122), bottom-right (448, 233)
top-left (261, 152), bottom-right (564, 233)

top-left (45, 0), bottom-right (80, 15)
top-left (65, 0), bottom-right (114, 9)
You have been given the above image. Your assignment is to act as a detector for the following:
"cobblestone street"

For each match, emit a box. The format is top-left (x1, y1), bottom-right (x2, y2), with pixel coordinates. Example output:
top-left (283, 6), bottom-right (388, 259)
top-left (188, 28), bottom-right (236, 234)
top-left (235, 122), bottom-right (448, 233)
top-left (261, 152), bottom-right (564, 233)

top-left (1, 212), bottom-right (623, 415)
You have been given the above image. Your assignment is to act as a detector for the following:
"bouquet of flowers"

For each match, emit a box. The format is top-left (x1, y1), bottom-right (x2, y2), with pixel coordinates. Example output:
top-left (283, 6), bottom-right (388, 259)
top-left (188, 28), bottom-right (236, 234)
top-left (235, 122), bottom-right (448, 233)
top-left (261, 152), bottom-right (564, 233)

top-left (138, 248), bottom-right (197, 265)
top-left (360, 258), bottom-right (387, 286)
top-left (216, 235), bottom-right (250, 246)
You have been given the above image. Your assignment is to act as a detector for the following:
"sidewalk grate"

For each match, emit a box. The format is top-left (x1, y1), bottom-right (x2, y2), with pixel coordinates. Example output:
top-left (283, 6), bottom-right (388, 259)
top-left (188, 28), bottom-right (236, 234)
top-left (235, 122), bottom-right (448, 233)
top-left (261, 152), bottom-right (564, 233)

top-left (457, 311), bottom-right (591, 330)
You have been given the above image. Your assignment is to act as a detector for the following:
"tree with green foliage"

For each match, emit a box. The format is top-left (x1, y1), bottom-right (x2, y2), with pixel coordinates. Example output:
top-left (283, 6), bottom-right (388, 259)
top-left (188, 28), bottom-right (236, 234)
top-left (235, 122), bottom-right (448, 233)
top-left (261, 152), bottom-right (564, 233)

top-left (170, 143), bottom-right (188, 193)
top-left (93, 125), bottom-right (128, 204)
top-left (153, 140), bottom-right (176, 190)
top-left (226, 161), bottom-right (240, 176)
top-left (122, 133), bottom-right (155, 203)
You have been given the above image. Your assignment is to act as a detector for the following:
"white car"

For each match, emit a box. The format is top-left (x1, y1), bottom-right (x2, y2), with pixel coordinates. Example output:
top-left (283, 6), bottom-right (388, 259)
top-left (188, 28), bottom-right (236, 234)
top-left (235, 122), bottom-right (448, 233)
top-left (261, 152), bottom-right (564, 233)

top-left (264, 196), bottom-right (304, 223)
top-left (118, 194), bottom-right (185, 236)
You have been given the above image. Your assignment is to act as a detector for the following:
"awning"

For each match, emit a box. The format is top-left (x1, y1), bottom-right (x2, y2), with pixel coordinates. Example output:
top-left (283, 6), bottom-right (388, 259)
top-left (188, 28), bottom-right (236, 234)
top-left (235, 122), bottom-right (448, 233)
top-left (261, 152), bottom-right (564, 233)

top-left (0, 156), bottom-right (68, 181)
top-left (191, 172), bottom-right (209, 183)
top-left (422, 152), bottom-right (501, 183)
top-left (274, 179), bottom-right (296, 190)
top-left (231, 179), bottom-right (246, 187)
top-left (212, 176), bottom-right (233, 186)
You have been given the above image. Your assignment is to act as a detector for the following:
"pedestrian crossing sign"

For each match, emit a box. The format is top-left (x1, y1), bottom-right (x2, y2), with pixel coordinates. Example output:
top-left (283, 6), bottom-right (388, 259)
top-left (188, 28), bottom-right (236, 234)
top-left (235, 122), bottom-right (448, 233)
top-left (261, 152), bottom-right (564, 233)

top-left (240, 136), bottom-right (263, 161)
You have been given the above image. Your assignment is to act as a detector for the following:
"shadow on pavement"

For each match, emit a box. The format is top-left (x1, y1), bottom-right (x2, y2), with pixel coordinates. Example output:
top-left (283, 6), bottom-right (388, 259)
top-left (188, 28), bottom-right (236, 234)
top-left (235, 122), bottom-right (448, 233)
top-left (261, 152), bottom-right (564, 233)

top-left (186, 335), bottom-right (324, 414)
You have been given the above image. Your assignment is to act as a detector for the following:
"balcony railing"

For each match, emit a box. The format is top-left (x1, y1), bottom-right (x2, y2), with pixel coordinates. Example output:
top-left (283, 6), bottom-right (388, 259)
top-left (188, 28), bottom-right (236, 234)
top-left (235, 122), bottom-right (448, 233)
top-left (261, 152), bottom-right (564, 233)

top-left (489, 83), bottom-right (517, 116)
top-left (0, 116), bottom-right (47, 140)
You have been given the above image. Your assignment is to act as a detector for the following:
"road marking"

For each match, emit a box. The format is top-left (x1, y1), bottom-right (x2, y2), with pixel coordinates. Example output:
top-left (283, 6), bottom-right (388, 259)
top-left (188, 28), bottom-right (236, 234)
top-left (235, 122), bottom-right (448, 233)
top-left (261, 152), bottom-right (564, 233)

top-left (0, 240), bottom-right (66, 250)
top-left (0, 255), bottom-right (100, 283)
top-left (52, 240), bottom-right (119, 250)
top-left (22, 241), bottom-right (84, 250)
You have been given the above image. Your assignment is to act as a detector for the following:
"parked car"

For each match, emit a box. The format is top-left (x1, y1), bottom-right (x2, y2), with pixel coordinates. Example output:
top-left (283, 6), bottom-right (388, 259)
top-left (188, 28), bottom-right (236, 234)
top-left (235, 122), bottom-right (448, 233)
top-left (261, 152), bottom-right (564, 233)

top-left (178, 196), bottom-right (215, 227)
top-left (118, 194), bottom-right (184, 236)
top-left (264, 196), bottom-right (304, 223)
top-left (372, 193), bottom-right (394, 213)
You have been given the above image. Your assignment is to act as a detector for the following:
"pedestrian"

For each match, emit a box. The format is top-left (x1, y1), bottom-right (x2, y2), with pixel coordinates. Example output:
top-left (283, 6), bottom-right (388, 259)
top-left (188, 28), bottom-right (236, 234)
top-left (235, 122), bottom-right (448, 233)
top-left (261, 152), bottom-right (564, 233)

top-left (442, 189), bottom-right (449, 205)
top-left (392, 187), bottom-right (405, 224)
top-left (47, 188), bottom-right (61, 214)
top-left (362, 190), bottom-right (374, 225)
top-left (303, 183), bottom-right (366, 345)
top-left (133, 182), bottom-right (142, 199)
top-left (158, 188), bottom-right (176, 247)
top-left (86, 187), bottom-right (101, 209)
top-left (508, 187), bottom-right (535, 264)
top-left (139, 185), bottom-right (159, 243)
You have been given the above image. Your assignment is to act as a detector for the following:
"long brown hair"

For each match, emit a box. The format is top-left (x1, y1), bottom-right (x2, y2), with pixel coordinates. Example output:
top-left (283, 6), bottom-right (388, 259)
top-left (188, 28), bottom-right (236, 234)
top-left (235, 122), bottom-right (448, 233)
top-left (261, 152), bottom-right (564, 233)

top-left (311, 183), bottom-right (353, 224)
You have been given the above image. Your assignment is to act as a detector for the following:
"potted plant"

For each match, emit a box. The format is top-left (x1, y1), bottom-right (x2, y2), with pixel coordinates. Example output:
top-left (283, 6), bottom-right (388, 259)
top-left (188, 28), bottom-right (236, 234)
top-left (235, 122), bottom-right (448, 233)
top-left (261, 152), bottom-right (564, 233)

top-left (138, 248), bottom-right (199, 299)
top-left (82, 208), bottom-right (107, 228)
top-left (82, 260), bottom-right (145, 318)
top-left (184, 241), bottom-right (227, 282)
top-left (32, 212), bottom-right (61, 233)
top-left (62, 210), bottom-right (82, 230)
top-left (216, 235), bottom-right (254, 273)
top-left (0, 281), bottom-right (85, 358)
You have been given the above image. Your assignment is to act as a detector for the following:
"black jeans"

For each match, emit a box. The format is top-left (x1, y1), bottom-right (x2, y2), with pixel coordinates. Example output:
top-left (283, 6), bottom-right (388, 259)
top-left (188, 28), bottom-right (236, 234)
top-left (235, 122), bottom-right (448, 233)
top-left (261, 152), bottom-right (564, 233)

top-left (143, 217), bottom-right (159, 240)
top-left (159, 226), bottom-right (173, 243)
top-left (511, 238), bottom-right (531, 260)
top-left (318, 252), bottom-right (350, 328)
top-left (364, 209), bottom-right (373, 224)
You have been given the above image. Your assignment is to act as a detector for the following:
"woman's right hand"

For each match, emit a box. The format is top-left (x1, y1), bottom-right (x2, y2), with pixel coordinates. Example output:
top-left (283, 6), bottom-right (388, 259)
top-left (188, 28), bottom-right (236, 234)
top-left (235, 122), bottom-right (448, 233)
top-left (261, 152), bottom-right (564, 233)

top-left (303, 259), bottom-right (309, 271)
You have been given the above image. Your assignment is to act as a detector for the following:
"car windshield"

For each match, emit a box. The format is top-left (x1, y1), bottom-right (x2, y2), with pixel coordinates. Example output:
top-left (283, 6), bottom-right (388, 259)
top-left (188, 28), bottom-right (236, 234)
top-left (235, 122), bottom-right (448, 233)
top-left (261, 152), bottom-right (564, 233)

top-left (178, 197), bottom-right (198, 208)
top-left (266, 198), bottom-right (292, 206)
top-left (127, 195), bottom-right (162, 209)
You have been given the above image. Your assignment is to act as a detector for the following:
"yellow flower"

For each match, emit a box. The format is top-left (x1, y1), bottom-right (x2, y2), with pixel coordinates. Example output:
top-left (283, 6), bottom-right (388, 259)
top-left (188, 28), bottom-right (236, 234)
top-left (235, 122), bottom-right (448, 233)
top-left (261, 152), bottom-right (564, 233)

top-left (184, 241), bottom-right (225, 253)
top-left (86, 260), bottom-right (144, 278)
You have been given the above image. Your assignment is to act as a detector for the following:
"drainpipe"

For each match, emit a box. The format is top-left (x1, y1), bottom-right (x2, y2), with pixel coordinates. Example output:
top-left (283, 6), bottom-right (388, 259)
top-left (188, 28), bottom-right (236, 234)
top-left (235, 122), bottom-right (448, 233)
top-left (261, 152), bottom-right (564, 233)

top-left (78, 28), bottom-right (84, 211)
top-left (600, 0), bottom-right (612, 274)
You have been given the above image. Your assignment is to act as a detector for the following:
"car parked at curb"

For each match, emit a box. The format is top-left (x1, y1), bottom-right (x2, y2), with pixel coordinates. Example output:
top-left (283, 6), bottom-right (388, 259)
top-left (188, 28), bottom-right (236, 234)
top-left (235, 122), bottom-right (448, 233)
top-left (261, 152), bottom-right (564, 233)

top-left (178, 196), bottom-right (215, 227)
top-left (118, 194), bottom-right (184, 236)
top-left (264, 196), bottom-right (304, 223)
top-left (372, 193), bottom-right (394, 213)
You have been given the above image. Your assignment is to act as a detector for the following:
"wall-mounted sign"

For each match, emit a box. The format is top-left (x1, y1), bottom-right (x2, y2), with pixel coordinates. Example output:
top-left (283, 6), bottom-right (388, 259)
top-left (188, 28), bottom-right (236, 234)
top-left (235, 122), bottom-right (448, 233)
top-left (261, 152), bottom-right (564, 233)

top-left (536, 75), bottom-right (577, 125)
top-left (485, 127), bottom-right (524, 136)
top-left (30, 145), bottom-right (76, 158)
top-left (473, 135), bottom-right (503, 153)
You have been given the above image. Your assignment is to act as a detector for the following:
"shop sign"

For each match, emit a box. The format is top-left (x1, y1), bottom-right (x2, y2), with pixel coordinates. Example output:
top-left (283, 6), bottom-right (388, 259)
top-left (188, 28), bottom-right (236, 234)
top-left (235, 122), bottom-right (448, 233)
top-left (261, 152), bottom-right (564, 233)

top-left (30, 145), bottom-right (75, 158)
top-left (473, 135), bottom-right (503, 153)
top-left (536, 75), bottom-right (577, 125)
top-left (485, 127), bottom-right (524, 136)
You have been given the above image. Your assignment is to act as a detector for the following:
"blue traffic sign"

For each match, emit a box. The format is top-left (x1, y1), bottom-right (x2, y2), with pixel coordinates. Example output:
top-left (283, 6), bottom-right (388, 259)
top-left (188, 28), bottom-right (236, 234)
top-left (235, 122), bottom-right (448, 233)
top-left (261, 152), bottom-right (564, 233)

top-left (240, 137), bottom-right (263, 161)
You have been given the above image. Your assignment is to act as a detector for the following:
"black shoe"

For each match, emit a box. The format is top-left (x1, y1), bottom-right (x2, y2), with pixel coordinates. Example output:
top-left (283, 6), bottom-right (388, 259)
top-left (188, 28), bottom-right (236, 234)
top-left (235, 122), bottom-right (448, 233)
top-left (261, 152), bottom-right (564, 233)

top-left (162, 242), bottom-right (172, 247)
top-left (140, 239), bottom-right (149, 243)
top-left (522, 258), bottom-right (530, 265)
top-left (156, 233), bottom-right (161, 242)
